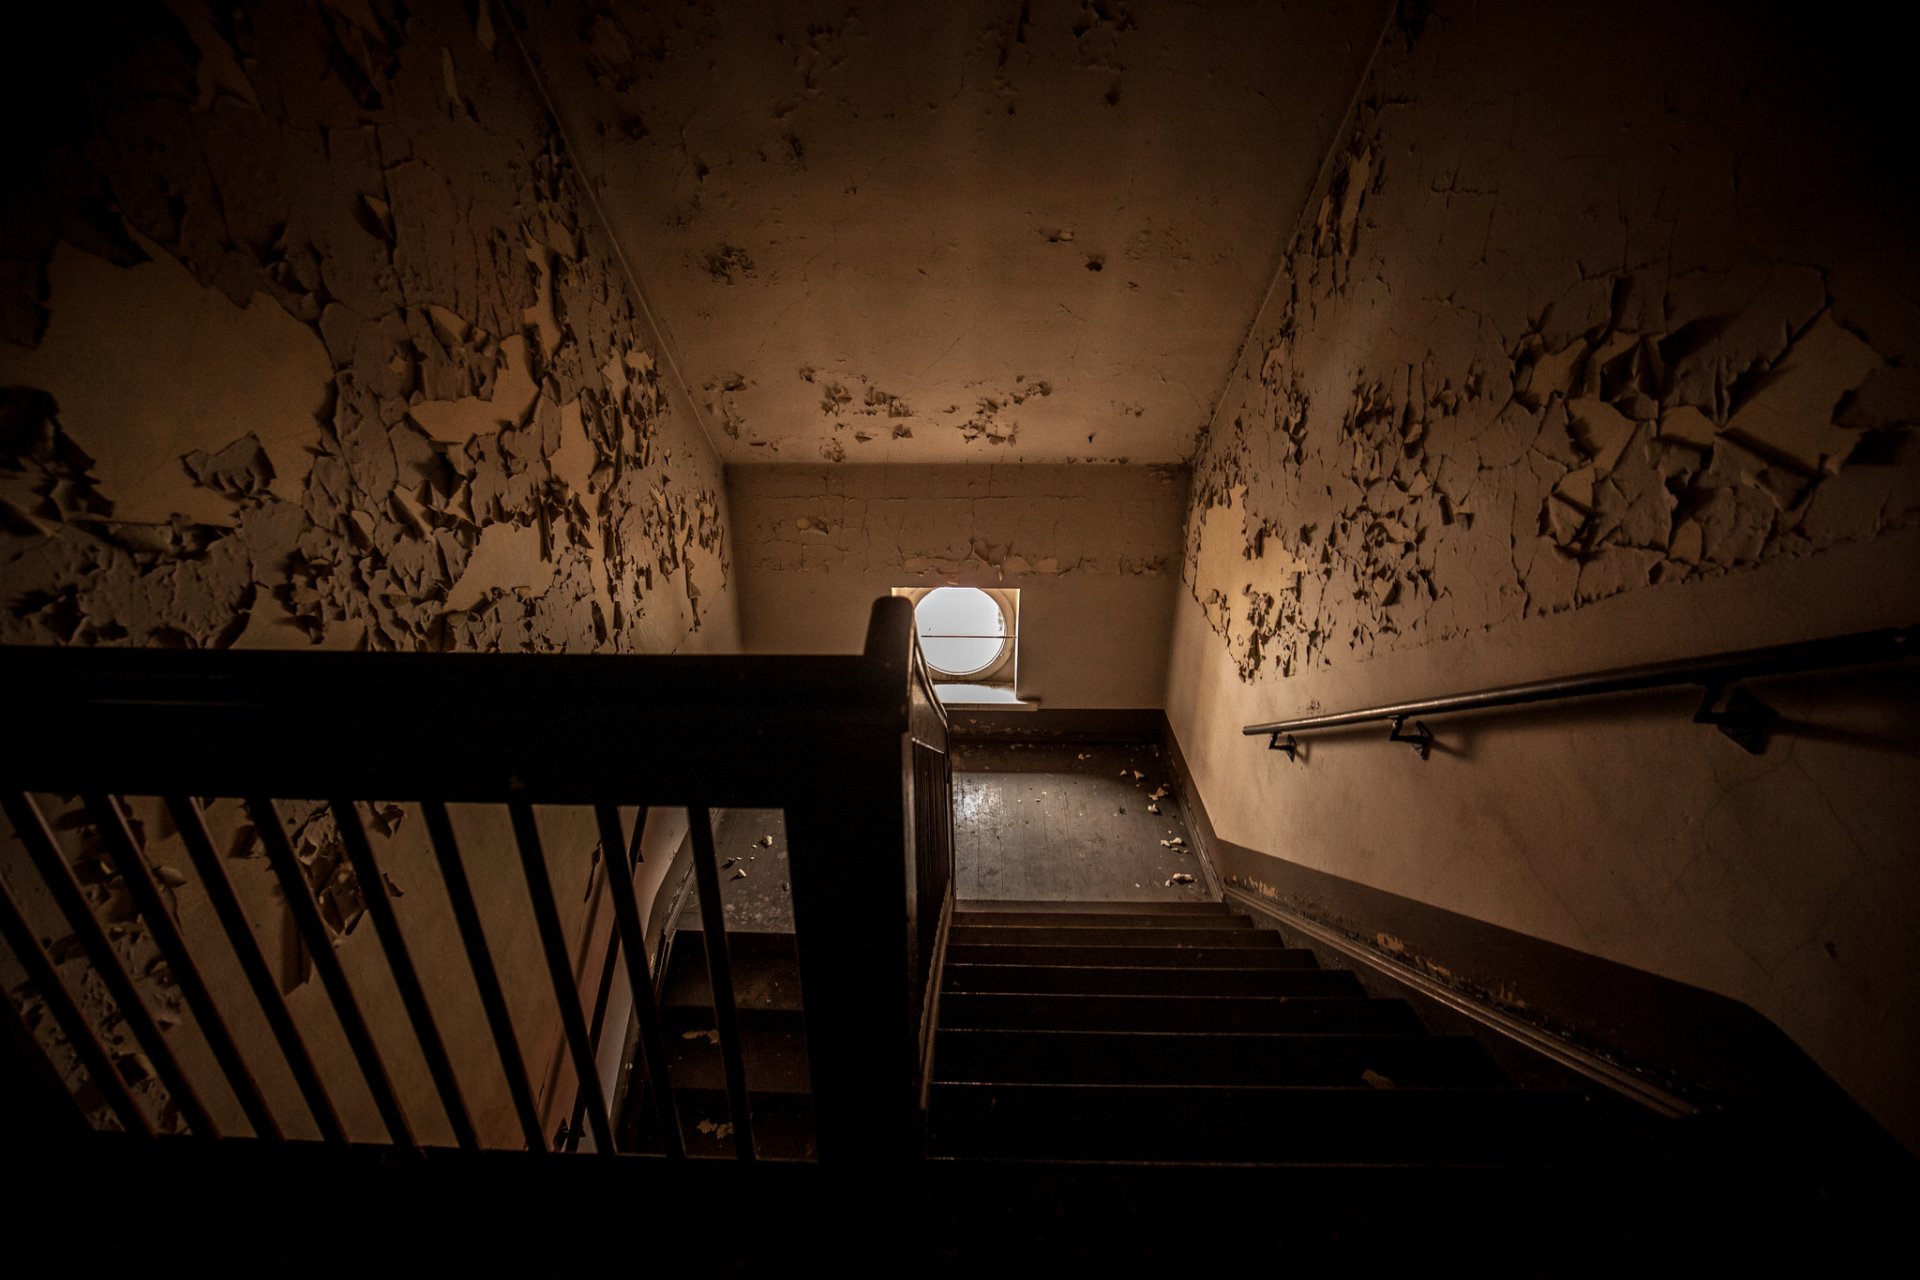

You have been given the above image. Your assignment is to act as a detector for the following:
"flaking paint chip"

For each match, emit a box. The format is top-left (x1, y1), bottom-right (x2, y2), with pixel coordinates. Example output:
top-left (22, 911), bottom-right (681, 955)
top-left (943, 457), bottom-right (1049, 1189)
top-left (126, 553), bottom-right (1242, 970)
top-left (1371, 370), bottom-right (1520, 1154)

top-left (682, 1029), bottom-right (719, 1045)
top-left (1160, 837), bottom-right (1185, 848)
top-left (731, 868), bottom-right (747, 880)
top-left (1165, 873), bottom-right (1194, 887)
top-left (754, 835), bottom-right (774, 848)
top-left (1147, 804), bottom-right (1161, 815)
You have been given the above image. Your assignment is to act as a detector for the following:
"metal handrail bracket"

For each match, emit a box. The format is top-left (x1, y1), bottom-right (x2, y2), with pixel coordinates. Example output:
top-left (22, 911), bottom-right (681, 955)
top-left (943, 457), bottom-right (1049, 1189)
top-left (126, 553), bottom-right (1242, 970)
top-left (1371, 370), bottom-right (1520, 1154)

top-left (1243, 625), bottom-right (1916, 760)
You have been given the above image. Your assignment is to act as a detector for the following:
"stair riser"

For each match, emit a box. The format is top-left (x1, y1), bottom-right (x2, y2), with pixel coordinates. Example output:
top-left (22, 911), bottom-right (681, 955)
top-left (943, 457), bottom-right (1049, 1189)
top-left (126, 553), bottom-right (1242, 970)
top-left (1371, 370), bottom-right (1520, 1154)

top-left (665, 1006), bottom-right (805, 1034)
top-left (629, 1085), bottom-right (816, 1161)
top-left (935, 1031), bottom-right (1502, 1088)
top-left (946, 944), bottom-right (1319, 968)
top-left (665, 932), bottom-right (801, 964)
top-left (938, 993), bottom-right (1422, 1035)
top-left (950, 926), bottom-right (1283, 948)
top-left (926, 1085), bottom-right (1593, 1164)
top-left (951, 913), bottom-right (1256, 931)
top-left (662, 971), bottom-right (806, 1014)
top-left (942, 964), bottom-right (1364, 997)
top-left (666, 1028), bottom-right (814, 1094)
top-left (955, 900), bottom-right (1229, 917)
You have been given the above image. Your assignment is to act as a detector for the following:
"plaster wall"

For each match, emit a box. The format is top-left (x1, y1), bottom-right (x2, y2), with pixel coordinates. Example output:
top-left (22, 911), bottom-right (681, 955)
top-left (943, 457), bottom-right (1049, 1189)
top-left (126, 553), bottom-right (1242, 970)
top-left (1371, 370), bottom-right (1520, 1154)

top-left (0, 0), bottom-right (737, 1142)
top-left (515, 0), bottom-right (1388, 464)
top-left (1170, 1), bottom-right (1920, 1146)
top-left (730, 463), bottom-right (1184, 708)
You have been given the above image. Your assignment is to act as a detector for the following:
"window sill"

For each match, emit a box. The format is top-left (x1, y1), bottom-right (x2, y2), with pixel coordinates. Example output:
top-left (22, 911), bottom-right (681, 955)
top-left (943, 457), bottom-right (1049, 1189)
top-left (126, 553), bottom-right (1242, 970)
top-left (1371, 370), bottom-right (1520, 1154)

top-left (933, 683), bottom-right (1037, 710)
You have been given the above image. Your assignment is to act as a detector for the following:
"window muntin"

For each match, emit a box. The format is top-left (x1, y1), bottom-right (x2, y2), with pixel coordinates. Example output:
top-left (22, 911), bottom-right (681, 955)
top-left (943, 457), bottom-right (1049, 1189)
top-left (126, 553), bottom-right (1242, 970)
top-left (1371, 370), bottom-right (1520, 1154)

top-left (913, 587), bottom-right (1007, 678)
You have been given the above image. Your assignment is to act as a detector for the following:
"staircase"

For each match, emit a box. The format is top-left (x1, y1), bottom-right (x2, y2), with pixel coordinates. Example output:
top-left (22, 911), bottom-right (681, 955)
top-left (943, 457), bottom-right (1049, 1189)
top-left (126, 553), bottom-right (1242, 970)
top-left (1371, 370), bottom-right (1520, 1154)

top-left (926, 898), bottom-right (1595, 1166)
top-left (628, 925), bottom-right (818, 1159)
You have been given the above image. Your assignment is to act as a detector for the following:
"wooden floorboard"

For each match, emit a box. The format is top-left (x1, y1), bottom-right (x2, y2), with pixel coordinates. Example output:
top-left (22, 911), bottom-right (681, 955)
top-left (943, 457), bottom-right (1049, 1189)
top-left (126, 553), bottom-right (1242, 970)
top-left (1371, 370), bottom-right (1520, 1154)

top-left (952, 739), bottom-right (1206, 903)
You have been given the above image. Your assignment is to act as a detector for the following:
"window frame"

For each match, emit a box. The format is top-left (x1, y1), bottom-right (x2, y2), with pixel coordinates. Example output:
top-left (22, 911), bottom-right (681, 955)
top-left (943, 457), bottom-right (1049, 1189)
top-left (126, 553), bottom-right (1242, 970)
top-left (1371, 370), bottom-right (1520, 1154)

top-left (892, 585), bottom-right (1020, 687)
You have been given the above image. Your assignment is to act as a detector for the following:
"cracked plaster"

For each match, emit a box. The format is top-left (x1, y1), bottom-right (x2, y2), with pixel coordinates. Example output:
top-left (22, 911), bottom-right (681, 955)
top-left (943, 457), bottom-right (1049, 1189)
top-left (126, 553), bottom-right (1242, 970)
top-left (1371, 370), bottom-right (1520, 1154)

top-left (0, 0), bottom-right (736, 1139)
top-left (730, 462), bottom-right (1185, 707)
top-left (1171, 0), bottom-right (1920, 1149)
top-left (1185, 7), bottom-right (1920, 683)
top-left (517, 0), bottom-right (1388, 463)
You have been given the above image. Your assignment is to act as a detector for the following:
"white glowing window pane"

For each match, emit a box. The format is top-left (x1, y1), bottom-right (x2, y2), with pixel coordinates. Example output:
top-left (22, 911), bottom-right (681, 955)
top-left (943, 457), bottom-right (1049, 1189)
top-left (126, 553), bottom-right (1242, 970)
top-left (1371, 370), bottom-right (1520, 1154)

top-left (915, 587), bottom-right (1005, 677)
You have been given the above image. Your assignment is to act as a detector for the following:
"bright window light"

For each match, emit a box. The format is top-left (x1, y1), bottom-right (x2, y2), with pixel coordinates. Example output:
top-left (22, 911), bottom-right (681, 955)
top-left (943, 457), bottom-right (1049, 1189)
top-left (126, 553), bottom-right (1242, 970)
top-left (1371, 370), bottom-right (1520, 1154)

top-left (914, 587), bottom-right (1006, 678)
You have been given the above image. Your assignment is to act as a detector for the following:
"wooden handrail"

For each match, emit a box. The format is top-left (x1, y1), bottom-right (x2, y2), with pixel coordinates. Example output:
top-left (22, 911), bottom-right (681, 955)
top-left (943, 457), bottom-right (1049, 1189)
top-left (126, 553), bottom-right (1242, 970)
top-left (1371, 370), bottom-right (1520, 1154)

top-left (0, 596), bottom-right (952, 1167)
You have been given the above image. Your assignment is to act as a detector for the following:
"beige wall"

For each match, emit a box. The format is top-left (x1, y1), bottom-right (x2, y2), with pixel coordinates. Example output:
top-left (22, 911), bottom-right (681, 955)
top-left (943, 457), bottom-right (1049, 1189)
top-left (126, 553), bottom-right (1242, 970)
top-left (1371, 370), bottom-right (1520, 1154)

top-left (1170, 1), bottom-right (1920, 1147)
top-left (729, 463), bottom-right (1186, 708)
top-left (0, 0), bottom-right (737, 1141)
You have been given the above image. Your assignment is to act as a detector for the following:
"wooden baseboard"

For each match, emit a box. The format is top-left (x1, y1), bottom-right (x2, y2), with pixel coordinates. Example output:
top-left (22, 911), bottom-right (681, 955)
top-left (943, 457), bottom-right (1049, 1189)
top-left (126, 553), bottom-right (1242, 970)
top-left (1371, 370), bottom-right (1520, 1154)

top-left (1158, 712), bottom-right (1901, 1151)
top-left (1225, 885), bottom-right (1693, 1117)
top-left (948, 707), bottom-right (1164, 742)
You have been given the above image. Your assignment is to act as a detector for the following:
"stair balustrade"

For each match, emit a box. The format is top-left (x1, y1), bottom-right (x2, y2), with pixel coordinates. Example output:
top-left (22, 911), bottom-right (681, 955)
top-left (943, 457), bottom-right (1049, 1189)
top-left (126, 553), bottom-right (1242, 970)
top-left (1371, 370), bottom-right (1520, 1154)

top-left (0, 596), bottom-right (951, 1166)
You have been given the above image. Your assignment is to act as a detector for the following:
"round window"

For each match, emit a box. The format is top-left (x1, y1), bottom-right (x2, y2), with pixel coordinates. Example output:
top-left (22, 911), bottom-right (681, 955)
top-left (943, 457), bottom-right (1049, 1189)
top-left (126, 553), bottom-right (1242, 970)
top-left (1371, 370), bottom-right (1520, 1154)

top-left (914, 587), bottom-right (1007, 678)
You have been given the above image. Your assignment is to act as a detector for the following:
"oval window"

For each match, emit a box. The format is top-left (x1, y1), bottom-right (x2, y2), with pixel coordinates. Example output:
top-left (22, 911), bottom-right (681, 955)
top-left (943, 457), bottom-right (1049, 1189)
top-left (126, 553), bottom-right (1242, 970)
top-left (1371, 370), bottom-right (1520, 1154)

top-left (914, 587), bottom-right (1007, 678)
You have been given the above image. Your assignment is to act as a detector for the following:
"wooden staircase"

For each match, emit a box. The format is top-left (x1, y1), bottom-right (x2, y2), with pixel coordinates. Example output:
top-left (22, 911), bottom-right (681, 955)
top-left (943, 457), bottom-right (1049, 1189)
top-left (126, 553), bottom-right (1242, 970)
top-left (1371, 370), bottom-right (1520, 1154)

top-left (617, 894), bottom-right (1906, 1270)
top-left (627, 927), bottom-right (818, 1159)
top-left (926, 898), bottom-right (1598, 1166)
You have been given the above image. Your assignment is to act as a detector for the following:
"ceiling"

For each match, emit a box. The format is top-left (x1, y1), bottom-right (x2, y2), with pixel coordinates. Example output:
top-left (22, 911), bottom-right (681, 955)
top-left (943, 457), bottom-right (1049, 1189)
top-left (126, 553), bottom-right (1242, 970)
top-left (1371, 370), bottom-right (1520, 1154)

top-left (522, 1), bottom-right (1386, 464)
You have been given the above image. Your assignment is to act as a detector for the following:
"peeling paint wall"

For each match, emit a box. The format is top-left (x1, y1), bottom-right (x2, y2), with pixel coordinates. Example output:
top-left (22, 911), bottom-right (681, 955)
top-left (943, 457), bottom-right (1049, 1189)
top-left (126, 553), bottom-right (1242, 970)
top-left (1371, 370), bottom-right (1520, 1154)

top-left (1171, 2), bottom-right (1920, 1146)
top-left (730, 463), bottom-right (1184, 708)
top-left (1, 0), bottom-right (737, 1140)
top-left (515, 0), bottom-right (1389, 464)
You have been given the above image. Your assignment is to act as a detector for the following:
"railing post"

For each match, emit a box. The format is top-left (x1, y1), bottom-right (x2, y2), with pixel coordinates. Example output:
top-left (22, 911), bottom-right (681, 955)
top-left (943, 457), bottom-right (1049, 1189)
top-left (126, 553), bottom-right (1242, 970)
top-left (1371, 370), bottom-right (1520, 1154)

top-left (782, 597), bottom-right (919, 1165)
top-left (786, 756), bottom-right (917, 1166)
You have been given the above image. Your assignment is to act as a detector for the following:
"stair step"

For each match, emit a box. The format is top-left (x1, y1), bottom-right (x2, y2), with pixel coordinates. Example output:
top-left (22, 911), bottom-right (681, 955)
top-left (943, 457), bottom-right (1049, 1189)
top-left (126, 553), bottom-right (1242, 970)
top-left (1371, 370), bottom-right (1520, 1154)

top-left (938, 992), bottom-right (1422, 1035)
top-left (665, 1024), bottom-right (812, 1094)
top-left (664, 1005), bottom-right (804, 1035)
top-left (934, 1029), bottom-right (1501, 1088)
top-left (950, 925), bottom-right (1281, 948)
top-left (631, 1086), bottom-right (816, 1161)
top-left (663, 929), bottom-right (800, 966)
top-left (948, 912), bottom-right (1255, 931)
top-left (661, 929), bottom-right (803, 1013)
top-left (956, 899), bottom-right (1230, 916)
top-left (943, 963), bottom-right (1364, 997)
top-left (946, 943), bottom-right (1319, 968)
top-left (926, 1082), bottom-right (1594, 1164)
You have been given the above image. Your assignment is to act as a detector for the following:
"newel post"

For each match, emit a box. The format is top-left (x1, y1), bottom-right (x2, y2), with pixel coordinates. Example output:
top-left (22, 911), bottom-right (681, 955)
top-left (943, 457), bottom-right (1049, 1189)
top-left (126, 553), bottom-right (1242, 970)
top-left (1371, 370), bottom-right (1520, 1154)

top-left (782, 597), bottom-right (919, 1165)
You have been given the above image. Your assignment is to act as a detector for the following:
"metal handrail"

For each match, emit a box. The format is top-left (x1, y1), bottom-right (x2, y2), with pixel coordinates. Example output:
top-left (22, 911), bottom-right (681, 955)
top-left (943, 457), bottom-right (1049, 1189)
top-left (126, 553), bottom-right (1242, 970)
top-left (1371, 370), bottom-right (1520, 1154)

top-left (1243, 625), bottom-right (1917, 758)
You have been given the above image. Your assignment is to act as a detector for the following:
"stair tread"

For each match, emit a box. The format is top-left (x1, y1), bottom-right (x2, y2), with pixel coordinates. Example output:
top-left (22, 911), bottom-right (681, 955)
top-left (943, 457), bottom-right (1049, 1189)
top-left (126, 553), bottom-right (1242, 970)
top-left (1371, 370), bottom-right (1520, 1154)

top-left (927, 1082), bottom-right (1595, 1164)
top-left (951, 912), bottom-right (1254, 930)
top-left (938, 992), bottom-right (1422, 1034)
top-left (629, 1085), bottom-right (816, 1161)
top-left (665, 1005), bottom-right (804, 1033)
top-left (950, 925), bottom-right (1284, 947)
top-left (943, 963), bottom-right (1364, 997)
top-left (666, 1026), bottom-right (812, 1093)
top-left (662, 929), bottom-right (804, 1013)
top-left (664, 929), bottom-right (800, 957)
top-left (956, 899), bottom-right (1229, 916)
top-left (935, 1029), bottom-right (1500, 1087)
top-left (947, 943), bottom-right (1320, 968)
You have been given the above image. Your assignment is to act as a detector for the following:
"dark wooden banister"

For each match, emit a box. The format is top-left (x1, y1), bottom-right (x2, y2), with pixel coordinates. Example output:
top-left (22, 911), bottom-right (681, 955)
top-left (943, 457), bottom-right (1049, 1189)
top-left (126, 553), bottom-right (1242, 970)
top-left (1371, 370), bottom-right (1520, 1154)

top-left (0, 595), bottom-right (951, 1166)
